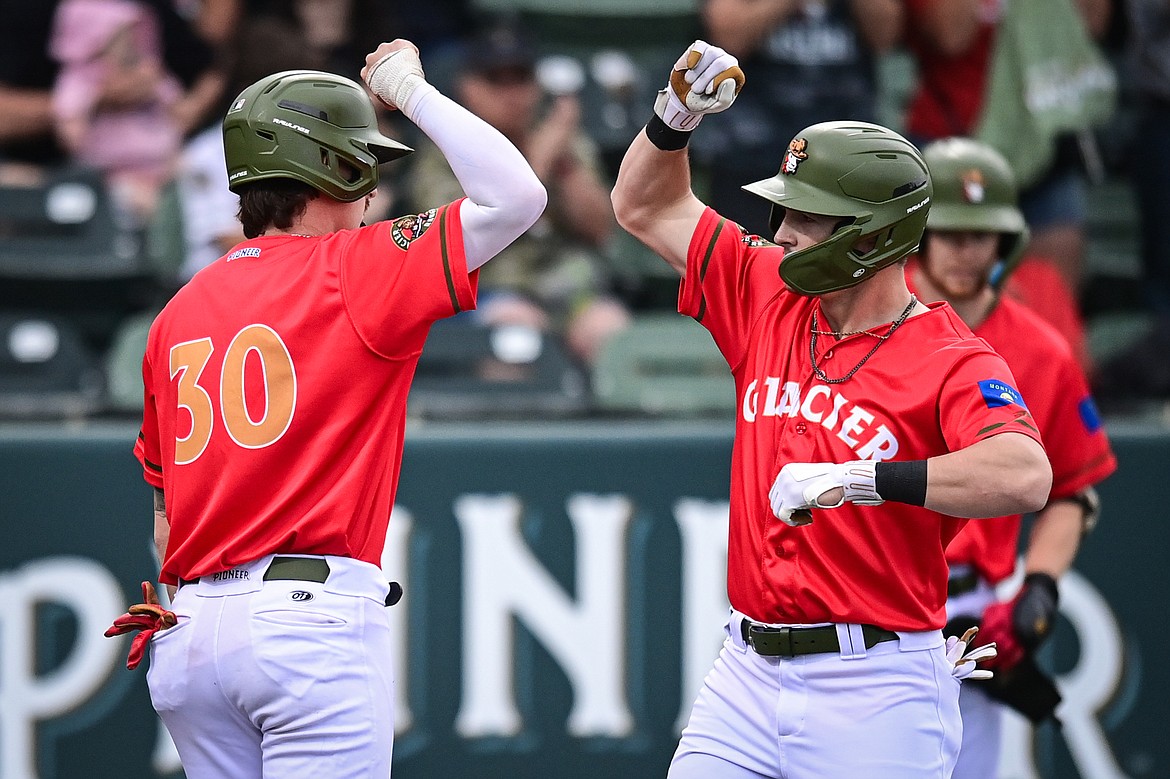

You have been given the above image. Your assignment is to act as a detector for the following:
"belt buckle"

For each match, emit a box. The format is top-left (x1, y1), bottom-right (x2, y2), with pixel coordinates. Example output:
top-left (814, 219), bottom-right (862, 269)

top-left (746, 624), bottom-right (793, 657)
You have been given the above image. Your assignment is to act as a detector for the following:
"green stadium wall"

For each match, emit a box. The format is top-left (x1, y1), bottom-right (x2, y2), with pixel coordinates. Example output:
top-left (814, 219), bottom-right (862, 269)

top-left (0, 421), bottom-right (1164, 779)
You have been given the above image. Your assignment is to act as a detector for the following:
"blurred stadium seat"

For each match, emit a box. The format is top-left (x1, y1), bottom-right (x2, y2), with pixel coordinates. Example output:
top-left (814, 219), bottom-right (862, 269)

top-left (591, 313), bottom-right (734, 415)
top-left (0, 165), bottom-right (150, 280)
top-left (408, 316), bottom-right (589, 418)
top-left (102, 310), bottom-right (155, 414)
top-left (0, 312), bottom-right (104, 418)
top-left (0, 166), bottom-right (162, 352)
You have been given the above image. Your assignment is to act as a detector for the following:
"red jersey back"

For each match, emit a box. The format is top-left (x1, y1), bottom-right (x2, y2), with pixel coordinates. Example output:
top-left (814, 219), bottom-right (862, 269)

top-left (135, 205), bottom-right (476, 585)
top-left (680, 210), bottom-right (1044, 631)
top-left (942, 296), bottom-right (1117, 583)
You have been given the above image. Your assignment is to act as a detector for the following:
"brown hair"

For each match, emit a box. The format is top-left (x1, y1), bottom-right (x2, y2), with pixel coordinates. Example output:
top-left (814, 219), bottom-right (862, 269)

top-left (236, 180), bottom-right (319, 238)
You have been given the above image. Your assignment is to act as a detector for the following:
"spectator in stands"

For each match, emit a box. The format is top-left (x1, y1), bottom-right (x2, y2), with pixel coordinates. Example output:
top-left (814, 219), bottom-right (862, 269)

top-left (50, 0), bottom-right (186, 225)
top-left (903, 0), bottom-right (1113, 297)
top-left (1093, 0), bottom-right (1170, 403)
top-left (0, 0), bottom-right (218, 185)
top-left (691, 0), bottom-right (903, 236)
top-left (405, 19), bottom-right (630, 367)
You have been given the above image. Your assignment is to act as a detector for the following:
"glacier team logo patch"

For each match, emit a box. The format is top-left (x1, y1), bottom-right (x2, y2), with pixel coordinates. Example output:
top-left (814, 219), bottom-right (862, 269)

top-left (978, 379), bottom-right (1027, 410)
top-left (390, 209), bottom-right (436, 250)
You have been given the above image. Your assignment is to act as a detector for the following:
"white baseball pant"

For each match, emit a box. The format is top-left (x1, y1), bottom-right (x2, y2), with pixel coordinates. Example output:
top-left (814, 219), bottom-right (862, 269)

top-left (946, 566), bottom-right (1002, 779)
top-left (669, 610), bottom-right (962, 779)
top-left (146, 554), bottom-right (395, 779)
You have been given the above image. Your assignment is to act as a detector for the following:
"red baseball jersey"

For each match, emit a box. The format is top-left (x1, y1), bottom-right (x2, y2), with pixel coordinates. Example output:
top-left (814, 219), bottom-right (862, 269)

top-left (680, 209), bottom-right (1044, 631)
top-left (941, 295), bottom-right (1117, 583)
top-left (136, 204), bottom-right (476, 585)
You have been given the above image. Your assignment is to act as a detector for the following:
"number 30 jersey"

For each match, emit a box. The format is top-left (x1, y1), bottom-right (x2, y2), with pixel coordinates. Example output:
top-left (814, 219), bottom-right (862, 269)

top-left (135, 205), bottom-right (475, 585)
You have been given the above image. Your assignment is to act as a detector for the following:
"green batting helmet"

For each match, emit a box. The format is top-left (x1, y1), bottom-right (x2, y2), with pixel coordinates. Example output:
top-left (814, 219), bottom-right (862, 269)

top-left (223, 70), bottom-right (412, 202)
top-left (922, 137), bottom-right (1029, 288)
top-left (742, 121), bottom-right (933, 296)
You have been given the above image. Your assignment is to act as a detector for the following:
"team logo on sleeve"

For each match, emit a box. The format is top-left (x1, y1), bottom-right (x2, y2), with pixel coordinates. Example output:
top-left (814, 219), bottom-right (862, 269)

top-left (782, 138), bottom-right (809, 174)
top-left (390, 209), bottom-right (437, 250)
top-left (1078, 395), bottom-right (1102, 433)
top-left (978, 379), bottom-right (1028, 410)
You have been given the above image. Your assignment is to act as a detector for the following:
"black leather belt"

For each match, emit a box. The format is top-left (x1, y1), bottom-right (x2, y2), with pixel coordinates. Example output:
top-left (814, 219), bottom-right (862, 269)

top-left (947, 570), bottom-right (981, 598)
top-left (740, 619), bottom-right (898, 657)
top-left (179, 557), bottom-right (403, 606)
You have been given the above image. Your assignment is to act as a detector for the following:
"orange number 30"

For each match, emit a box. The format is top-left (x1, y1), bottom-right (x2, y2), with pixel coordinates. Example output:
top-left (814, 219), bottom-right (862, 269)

top-left (170, 325), bottom-right (297, 465)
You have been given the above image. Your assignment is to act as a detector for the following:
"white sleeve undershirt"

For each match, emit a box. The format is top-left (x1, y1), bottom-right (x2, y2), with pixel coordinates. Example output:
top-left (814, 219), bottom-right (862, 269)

top-left (403, 83), bottom-right (547, 271)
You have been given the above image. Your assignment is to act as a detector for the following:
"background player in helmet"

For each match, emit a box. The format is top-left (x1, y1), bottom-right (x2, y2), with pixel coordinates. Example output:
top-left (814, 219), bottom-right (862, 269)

top-left (910, 137), bottom-right (1118, 779)
top-left (109, 40), bottom-right (546, 778)
top-left (611, 41), bottom-right (1052, 778)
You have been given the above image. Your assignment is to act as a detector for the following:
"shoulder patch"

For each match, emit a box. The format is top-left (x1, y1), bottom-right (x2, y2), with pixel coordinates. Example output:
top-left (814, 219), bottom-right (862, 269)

top-left (1078, 396), bottom-right (1102, 433)
top-left (741, 233), bottom-right (773, 248)
top-left (978, 378), bottom-right (1028, 411)
top-left (390, 209), bottom-right (437, 250)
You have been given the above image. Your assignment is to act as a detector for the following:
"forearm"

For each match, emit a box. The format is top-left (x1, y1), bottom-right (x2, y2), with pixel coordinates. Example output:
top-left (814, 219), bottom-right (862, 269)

top-left (850, 0), bottom-right (904, 53)
top-left (923, 433), bottom-right (1052, 518)
top-left (152, 487), bottom-right (174, 597)
top-left (1076, 0), bottom-right (1112, 38)
top-left (611, 129), bottom-right (703, 275)
top-left (1023, 500), bottom-right (1083, 577)
top-left (554, 161), bottom-right (616, 247)
top-left (406, 84), bottom-right (546, 270)
top-left (917, 0), bottom-right (985, 56)
top-left (703, 0), bottom-right (800, 56)
top-left (0, 88), bottom-right (54, 142)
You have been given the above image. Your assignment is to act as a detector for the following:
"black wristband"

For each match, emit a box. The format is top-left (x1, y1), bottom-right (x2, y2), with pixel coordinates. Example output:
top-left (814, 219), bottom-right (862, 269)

top-left (874, 460), bottom-right (928, 506)
top-left (645, 114), bottom-right (692, 151)
top-left (1022, 572), bottom-right (1059, 606)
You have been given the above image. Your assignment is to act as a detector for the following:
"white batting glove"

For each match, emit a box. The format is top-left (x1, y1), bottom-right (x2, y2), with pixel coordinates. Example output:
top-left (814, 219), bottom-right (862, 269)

top-left (363, 41), bottom-right (427, 112)
top-left (768, 460), bottom-right (884, 527)
top-left (653, 40), bottom-right (744, 131)
top-left (947, 626), bottom-right (997, 681)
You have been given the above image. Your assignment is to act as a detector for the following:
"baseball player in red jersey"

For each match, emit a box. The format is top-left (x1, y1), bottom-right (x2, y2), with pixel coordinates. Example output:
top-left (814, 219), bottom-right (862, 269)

top-left (107, 40), bottom-right (546, 778)
top-left (910, 137), bottom-right (1117, 779)
top-left (611, 41), bottom-right (1053, 778)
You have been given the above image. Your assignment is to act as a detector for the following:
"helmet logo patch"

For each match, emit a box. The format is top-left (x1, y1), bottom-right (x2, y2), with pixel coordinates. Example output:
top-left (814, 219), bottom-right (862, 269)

top-left (782, 138), bottom-right (809, 175)
top-left (852, 269), bottom-right (865, 277)
top-left (961, 169), bottom-right (985, 203)
top-left (229, 97), bottom-right (246, 113)
top-left (391, 209), bottom-right (437, 250)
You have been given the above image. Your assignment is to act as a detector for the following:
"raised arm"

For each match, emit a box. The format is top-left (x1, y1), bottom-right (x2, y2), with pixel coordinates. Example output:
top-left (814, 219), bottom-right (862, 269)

top-left (362, 41), bottom-right (547, 271)
top-left (611, 40), bottom-right (744, 276)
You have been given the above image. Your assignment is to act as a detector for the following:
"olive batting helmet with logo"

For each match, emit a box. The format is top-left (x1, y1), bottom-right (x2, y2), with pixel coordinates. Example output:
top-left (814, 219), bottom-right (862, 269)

top-left (742, 121), bottom-right (932, 295)
top-left (922, 137), bottom-right (1029, 288)
top-left (223, 70), bottom-right (412, 202)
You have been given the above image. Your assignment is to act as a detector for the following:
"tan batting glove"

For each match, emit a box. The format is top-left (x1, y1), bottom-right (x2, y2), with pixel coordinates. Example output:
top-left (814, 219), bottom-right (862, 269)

top-left (947, 626), bottom-right (998, 681)
top-left (653, 40), bottom-right (745, 131)
top-left (363, 40), bottom-right (427, 113)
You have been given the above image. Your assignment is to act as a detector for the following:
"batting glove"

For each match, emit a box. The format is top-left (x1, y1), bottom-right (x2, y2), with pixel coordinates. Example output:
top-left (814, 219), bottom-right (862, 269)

top-left (653, 40), bottom-right (744, 131)
top-left (978, 572), bottom-right (1059, 670)
top-left (947, 626), bottom-right (998, 681)
top-left (363, 41), bottom-right (427, 113)
top-left (768, 460), bottom-right (884, 527)
top-left (104, 581), bottom-right (178, 670)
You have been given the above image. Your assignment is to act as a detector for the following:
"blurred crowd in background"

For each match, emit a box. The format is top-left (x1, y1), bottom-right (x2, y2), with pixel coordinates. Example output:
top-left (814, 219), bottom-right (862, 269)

top-left (1, 0), bottom-right (1167, 423)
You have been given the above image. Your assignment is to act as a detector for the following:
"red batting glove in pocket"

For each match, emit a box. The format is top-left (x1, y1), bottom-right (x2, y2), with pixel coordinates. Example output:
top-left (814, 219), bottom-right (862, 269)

top-left (104, 581), bottom-right (178, 670)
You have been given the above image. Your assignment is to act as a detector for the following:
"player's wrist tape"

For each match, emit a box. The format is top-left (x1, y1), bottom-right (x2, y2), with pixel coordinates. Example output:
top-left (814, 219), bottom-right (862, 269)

top-left (874, 460), bottom-right (928, 506)
top-left (645, 114), bottom-right (692, 151)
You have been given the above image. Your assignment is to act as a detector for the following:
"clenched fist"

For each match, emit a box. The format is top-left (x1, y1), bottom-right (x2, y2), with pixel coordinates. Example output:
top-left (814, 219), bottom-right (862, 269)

top-left (654, 40), bottom-right (744, 131)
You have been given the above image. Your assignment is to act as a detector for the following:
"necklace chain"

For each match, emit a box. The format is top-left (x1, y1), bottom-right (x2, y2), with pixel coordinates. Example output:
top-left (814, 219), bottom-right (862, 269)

top-left (809, 296), bottom-right (917, 384)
